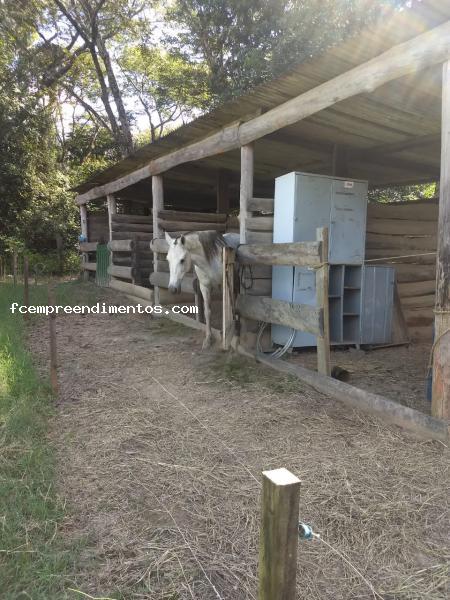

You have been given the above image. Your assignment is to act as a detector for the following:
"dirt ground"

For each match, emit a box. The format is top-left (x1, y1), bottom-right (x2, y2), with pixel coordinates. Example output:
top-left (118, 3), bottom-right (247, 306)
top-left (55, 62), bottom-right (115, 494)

top-left (28, 286), bottom-right (449, 600)
top-left (288, 343), bottom-right (433, 415)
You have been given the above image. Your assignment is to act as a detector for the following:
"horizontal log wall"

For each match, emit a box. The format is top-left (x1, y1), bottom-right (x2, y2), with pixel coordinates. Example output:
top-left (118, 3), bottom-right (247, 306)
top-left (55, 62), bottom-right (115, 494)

top-left (151, 210), bottom-right (230, 296)
top-left (87, 214), bottom-right (109, 243)
top-left (110, 213), bottom-right (153, 285)
top-left (366, 199), bottom-right (438, 342)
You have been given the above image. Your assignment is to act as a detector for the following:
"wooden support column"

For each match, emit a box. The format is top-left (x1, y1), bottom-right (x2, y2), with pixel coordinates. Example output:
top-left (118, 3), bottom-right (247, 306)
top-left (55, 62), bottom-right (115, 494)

top-left (316, 227), bottom-right (331, 376)
top-left (258, 468), bottom-right (301, 600)
top-left (432, 60), bottom-right (450, 420)
top-left (79, 204), bottom-right (89, 280)
top-left (240, 144), bottom-right (254, 243)
top-left (80, 204), bottom-right (88, 240)
top-left (222, 247), bottom-right (235, 350)
top-left (152, 175), bottom-right (164, 305)
top-left (107, 194), bottom-right (117, 242)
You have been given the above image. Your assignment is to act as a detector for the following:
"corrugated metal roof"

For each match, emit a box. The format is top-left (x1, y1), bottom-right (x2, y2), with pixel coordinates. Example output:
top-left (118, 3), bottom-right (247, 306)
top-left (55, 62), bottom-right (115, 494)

top-left (75, 0), bottom-right (449, 193)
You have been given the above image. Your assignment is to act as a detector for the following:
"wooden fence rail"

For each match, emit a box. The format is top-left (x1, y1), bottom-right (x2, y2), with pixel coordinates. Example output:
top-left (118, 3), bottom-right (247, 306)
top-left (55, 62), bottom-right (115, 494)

top-left (231, 228), bottom-right (330, 375)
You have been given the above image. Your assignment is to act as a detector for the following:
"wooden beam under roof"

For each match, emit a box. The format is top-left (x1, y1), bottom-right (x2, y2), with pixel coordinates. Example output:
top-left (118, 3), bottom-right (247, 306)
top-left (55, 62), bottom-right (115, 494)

top-left (76, 19), bottom-right (450, 204)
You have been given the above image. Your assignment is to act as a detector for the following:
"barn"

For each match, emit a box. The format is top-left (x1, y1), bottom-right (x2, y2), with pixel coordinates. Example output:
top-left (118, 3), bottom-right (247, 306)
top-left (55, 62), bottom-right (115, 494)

top-left (74, 0), bottom-right (450, 430)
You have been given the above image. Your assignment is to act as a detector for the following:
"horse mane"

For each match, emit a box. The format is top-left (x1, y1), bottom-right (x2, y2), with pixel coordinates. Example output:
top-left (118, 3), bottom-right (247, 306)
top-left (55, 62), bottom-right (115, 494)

top-left (178, 230), bottom-right (226, 264)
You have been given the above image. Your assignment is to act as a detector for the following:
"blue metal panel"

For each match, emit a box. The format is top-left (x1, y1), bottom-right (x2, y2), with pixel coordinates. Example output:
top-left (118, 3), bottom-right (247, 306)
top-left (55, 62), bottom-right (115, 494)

top-left (273, 172), bottom-right (297, 243)
top-left (271, 171), bottom-right (370, 348)
top-left (360, 266), bottom-right (395, 344)
top-left (329, 180), bottom-right (368, 264)
top-left (293, 174), bottom-right (331, 243)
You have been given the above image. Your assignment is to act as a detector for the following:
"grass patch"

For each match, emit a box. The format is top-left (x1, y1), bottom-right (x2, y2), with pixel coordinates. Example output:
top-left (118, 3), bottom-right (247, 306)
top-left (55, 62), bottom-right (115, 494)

top-left (207, 352), bottom-right (301, 393)
top-left (0, 281), bottom-right (101, 599)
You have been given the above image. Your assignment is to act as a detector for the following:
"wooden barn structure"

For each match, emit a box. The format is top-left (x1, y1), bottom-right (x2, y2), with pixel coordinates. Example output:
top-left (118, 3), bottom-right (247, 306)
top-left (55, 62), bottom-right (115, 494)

top-left (74, 0), bottom-right (450, 424)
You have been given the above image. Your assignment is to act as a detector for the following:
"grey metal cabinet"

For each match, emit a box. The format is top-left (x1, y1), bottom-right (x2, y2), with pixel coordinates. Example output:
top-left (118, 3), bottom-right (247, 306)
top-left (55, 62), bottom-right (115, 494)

top-left (273, 171), bottom-right (368, 263)
top-left (271, 172), bottom-right (394, 348)
top-left (272, 265), bottom-right (395, 347)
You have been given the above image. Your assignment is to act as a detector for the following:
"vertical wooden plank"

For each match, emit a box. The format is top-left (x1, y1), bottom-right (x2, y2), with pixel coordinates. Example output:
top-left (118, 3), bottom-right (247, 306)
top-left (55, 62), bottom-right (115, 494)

top-left (240, 144), bottom-right (254, 243)
top-left (80, 204), bottom-right (89, 281)
top-left (316, 227), bottom-right (331, 376)
top-left (216, 168), bottom-right (231, 214)
top-left (48, 285), bottom-right (59, 396)
top-left (80, 204), bottom-right (88, 239)
top-left (259, 468), bottom-right (301, 600)
top-left (23, 255), bottom-right (29, 319)
top-left (432, 60), bottom-right (450, 420)
top-left (152, 175), bottom-right (164, 305)
top-left (107, 194), bottom-right (117, 242)
top-left (239, 144), bottom-right (254, 347)
top-left (222, 247), bottom-right (235, 350)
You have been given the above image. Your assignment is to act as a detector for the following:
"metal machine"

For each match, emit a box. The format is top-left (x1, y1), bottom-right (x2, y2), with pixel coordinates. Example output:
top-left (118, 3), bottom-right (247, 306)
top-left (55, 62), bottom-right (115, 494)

top-left (271, 172), bottom-right (394, 347)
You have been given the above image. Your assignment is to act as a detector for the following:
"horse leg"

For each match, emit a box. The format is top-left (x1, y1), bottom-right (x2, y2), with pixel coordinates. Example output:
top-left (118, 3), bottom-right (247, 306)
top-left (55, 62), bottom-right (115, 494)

top-left (200, 282), bottom-right (213, 350)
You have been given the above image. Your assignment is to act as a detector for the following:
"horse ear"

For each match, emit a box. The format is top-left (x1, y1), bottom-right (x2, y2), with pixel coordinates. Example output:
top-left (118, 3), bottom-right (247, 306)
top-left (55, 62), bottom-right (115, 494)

top-left (180, 235), bottom-right (185, 245)
top-left (165, 231), bottom-right (174, 246)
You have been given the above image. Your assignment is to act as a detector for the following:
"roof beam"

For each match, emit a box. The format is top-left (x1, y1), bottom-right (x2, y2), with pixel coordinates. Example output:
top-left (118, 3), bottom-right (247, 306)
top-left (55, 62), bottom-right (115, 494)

top-left (76, 19), bottom-right (450, 204)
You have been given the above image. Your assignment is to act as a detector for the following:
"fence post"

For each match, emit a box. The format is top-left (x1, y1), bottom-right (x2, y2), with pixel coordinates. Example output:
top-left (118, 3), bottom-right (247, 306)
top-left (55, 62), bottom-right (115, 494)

top-left (48, 285), bottom-right (59, 396)
top-left (23, 255), bottom-right (29, 319)
top-left (259, 468), bottom-right (301, 600)
top-left (222, 247), bottom-right (235, 350)
top-left (316, 227), bottom-right (330, 376)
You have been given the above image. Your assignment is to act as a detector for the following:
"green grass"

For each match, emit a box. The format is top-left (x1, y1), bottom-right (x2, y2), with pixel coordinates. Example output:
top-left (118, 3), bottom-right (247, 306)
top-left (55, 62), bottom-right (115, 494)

top-left (207, 353), bottom-right (301, 394)
top-left (0, 281), bottom-right (100, 599)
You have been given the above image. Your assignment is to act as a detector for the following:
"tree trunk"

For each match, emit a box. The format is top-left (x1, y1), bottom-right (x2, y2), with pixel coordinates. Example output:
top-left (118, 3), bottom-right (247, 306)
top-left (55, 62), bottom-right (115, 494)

top-left (96, 33), bottom-right (134, 155)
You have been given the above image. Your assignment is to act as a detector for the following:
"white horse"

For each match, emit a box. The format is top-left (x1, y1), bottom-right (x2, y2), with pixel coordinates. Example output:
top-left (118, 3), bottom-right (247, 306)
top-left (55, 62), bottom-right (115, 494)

top-left (165, 230), bottom-right (240, 349)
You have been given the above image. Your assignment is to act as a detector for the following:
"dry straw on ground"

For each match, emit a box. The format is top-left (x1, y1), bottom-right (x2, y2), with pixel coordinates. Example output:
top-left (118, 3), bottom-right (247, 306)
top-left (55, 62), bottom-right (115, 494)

top-left (28, 289), bottom-right (450, 599)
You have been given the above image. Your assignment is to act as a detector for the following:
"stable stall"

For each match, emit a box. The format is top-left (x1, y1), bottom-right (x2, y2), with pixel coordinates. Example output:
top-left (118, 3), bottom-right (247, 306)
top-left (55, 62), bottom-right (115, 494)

top-left (74, 0), bottom-right (450, 428)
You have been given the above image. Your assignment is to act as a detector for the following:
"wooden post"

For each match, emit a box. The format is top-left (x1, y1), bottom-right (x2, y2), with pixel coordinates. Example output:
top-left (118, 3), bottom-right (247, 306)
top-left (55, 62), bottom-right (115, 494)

top-left (222, 247), bottom-right (235, 350)
top-left (259, 468), bottom-right (301, 600)
top-left (80, 204), bottom-right (88, 239)
top-left (23, 255), bottom-right (29, 319)
top-left (316, 227), bottom-right (331, 376)
top-left (48, 285), bottom-right (58, 396)
top-left (432, 59), bottom-right (450, 420)
top-left (107, 194), bottom-right (117, 242)
top-left (152, 175), bottom-right (164, 306)
top-left (80, 204), bottom-right (89, 281)
top-left (240, 144), bottom-right (254, 243)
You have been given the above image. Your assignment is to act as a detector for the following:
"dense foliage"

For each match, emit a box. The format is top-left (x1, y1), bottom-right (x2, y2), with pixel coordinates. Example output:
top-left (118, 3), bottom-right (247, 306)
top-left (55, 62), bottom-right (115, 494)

top-left (0, 0), bottom-right (418, 258)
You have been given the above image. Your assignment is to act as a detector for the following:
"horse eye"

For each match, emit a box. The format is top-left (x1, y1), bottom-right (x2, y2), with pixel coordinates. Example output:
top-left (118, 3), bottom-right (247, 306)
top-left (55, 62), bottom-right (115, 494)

top-left (180, 259), bottom-right (185, 264)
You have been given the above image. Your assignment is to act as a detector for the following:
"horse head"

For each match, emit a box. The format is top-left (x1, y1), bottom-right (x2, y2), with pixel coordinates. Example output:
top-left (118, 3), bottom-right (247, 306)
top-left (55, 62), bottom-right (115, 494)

top-left (165, 232), bottom-right (192, 294)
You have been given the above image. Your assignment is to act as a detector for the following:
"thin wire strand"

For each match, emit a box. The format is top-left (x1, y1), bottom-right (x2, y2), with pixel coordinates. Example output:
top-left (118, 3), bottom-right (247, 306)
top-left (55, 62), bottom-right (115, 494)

top-left (150, 375), bottom-right (383, 600)
top-left (132, 474), bottom-right (225, 600)
top-left (365, 252), bottom-right (436, 263)
top-left (150, 375), bottom-right (261, 486)
top-left (312, 534), bottom-right (385, 600)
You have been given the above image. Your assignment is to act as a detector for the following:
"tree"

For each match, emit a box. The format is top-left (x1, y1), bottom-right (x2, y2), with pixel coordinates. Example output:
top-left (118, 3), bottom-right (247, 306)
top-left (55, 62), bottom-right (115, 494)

top-left (1, 0), bottom-right (154, 157)
top-left (118, 45), bottom-right (210, 142)
top-left (166, 0), bottom-right (408, 104)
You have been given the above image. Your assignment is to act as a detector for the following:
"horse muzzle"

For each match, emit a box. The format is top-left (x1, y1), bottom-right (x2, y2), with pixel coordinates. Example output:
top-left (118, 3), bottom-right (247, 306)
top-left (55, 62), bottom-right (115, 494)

top-left (168, 283), bottom-right (181, 294)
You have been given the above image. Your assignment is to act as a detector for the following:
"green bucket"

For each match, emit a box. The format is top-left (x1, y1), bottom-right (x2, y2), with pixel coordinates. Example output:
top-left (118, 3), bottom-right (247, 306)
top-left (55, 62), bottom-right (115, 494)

top-left (95, 244), bottom-right (111, 287)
